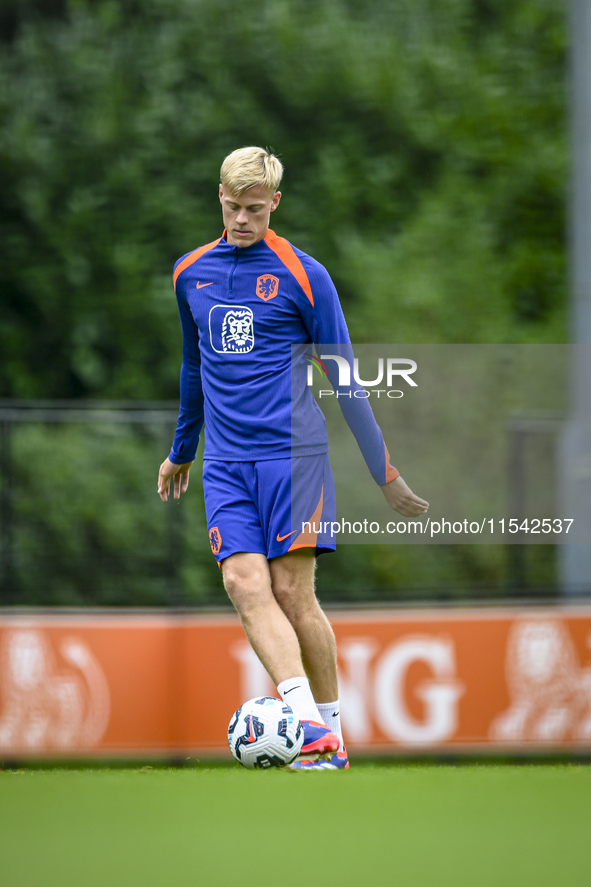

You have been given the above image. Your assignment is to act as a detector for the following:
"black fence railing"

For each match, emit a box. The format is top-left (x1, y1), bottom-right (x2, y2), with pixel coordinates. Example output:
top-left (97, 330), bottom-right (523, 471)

top-left (0, 401), bottom-right (565, 606)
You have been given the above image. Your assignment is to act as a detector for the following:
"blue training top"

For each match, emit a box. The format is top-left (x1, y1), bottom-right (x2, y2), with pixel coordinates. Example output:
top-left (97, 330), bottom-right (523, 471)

top-left (168, 228), bottom-right (399, 486)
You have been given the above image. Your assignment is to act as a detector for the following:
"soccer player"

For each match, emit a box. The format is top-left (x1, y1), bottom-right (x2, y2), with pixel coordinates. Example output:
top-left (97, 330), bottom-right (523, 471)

top-left (158, 147), bottom-right (429, 769)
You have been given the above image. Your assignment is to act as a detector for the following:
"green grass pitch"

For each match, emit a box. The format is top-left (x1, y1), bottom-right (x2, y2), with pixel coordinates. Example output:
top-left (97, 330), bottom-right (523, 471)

top-left (1, 761), bottom-right (590, 886)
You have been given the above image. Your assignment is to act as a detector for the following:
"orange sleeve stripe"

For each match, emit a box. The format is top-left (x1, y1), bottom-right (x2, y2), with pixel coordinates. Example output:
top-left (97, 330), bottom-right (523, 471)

top-left (384, 444), bottom-right (400, 483)
top-left (173, 238), bottom-right (221, 291)
top-left (264, 230), bottom-right (314, 307)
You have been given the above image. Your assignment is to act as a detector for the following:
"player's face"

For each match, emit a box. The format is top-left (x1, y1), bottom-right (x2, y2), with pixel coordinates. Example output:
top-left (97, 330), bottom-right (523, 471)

top-left (219, 184), bottom-right (281, 248)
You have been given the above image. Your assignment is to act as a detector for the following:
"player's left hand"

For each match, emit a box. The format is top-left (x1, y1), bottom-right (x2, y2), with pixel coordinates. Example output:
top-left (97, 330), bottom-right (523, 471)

top-left (157, 457), bottom-right (194, 502)
top-left (380, 476), bottom-right (429, 517)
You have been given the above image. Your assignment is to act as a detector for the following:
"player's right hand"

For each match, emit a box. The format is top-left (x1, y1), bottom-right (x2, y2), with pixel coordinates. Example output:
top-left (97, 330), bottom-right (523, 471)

top-left (157, 458), bottom-right (194, 502)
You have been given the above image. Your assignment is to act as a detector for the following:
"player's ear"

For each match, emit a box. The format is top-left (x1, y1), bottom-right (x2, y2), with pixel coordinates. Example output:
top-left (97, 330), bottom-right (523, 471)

top-left (219, 184), bottom-right (224, 203)
top-left (271, 191), bottom-right (281, 212)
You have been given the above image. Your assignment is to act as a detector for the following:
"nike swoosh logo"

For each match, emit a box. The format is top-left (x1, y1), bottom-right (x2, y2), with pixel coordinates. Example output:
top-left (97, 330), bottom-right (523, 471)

top-left (245, 715), bottom-right (256, 742)
top-left (276, 530), bottom-right (297, 542)
top-left (196, 281), bottom-right (213, 289)
top-left (283, 686), bottom-right (301, 695)
top-left (332, 711), bottom-right (339, 718)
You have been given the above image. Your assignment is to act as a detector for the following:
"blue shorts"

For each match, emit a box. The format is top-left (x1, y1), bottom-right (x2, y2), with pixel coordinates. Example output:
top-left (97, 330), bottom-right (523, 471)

top-left (202, 454), bottom-right (337, 562)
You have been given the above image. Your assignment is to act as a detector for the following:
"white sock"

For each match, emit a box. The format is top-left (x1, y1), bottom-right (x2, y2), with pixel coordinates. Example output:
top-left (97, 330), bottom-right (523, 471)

top-left (317, 700), bottom-right (344, 752)
top-left (277, 677), bottom-right (323, 724)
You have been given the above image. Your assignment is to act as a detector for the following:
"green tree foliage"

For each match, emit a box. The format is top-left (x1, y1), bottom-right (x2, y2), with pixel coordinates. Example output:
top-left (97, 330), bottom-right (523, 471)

top-left (0, 0), bottom-right (566, 398)
top-left (0, 0), bottom-right (567, 604)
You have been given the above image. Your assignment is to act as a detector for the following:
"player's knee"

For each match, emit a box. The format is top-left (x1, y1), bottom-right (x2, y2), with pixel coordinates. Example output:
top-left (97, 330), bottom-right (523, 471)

top-left (274, 581), bottom-right (322, 623)
top-left (222, 562), bottom-right (270, 616)
top-left (222, 568), bottom-right (253, 604)
top-left (225, 584), bottom-right (266, 622)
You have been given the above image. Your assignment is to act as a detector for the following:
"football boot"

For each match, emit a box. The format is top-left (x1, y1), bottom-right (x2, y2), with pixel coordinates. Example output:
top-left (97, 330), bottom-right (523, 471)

top-left (290, 747), bottom-right (349, 770)
top-left (298, 720), bottom-right (339, 760)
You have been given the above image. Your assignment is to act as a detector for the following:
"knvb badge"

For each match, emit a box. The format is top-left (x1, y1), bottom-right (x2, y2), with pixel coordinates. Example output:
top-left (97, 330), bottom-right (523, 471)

top-left (256, 274), bottom-right (279, 301)
top-left (306, 354), bottom-right (418, 399)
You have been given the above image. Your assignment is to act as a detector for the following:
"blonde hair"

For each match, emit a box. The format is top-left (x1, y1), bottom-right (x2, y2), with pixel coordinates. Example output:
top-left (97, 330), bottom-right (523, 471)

top-left (220, 147), bottom-right (283, 196)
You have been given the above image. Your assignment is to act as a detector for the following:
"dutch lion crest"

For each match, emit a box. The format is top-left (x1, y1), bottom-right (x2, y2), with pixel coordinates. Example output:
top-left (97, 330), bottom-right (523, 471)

top-left (256, 274), bottom-right (279, 301)
top-left (221, 308), bottom-right (254, 353)
top-left (209, 527), bottom-right (222, 555)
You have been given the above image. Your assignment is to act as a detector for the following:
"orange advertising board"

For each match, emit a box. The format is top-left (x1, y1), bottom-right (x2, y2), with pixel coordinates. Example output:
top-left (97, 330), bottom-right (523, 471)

top-left (0, 607), bottom-right (590, 758)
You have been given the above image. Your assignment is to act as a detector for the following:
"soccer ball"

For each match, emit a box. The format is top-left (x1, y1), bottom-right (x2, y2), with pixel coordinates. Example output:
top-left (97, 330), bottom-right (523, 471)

top-left (228, 696), bottom-right (304, 769)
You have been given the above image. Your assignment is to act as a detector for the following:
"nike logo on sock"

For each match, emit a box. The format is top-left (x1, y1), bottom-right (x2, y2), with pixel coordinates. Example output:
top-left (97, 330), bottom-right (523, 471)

top-left (332, 711), bottom-right (339, 718)
top-left (283, 686), bottom-right (301, 695)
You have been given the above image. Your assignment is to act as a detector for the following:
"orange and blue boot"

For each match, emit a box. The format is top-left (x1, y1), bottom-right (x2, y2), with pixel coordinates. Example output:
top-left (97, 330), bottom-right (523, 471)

top-left (291, 746), bottom-right (349, 770)
top-left (296, 720), bottom-right (339, 761)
